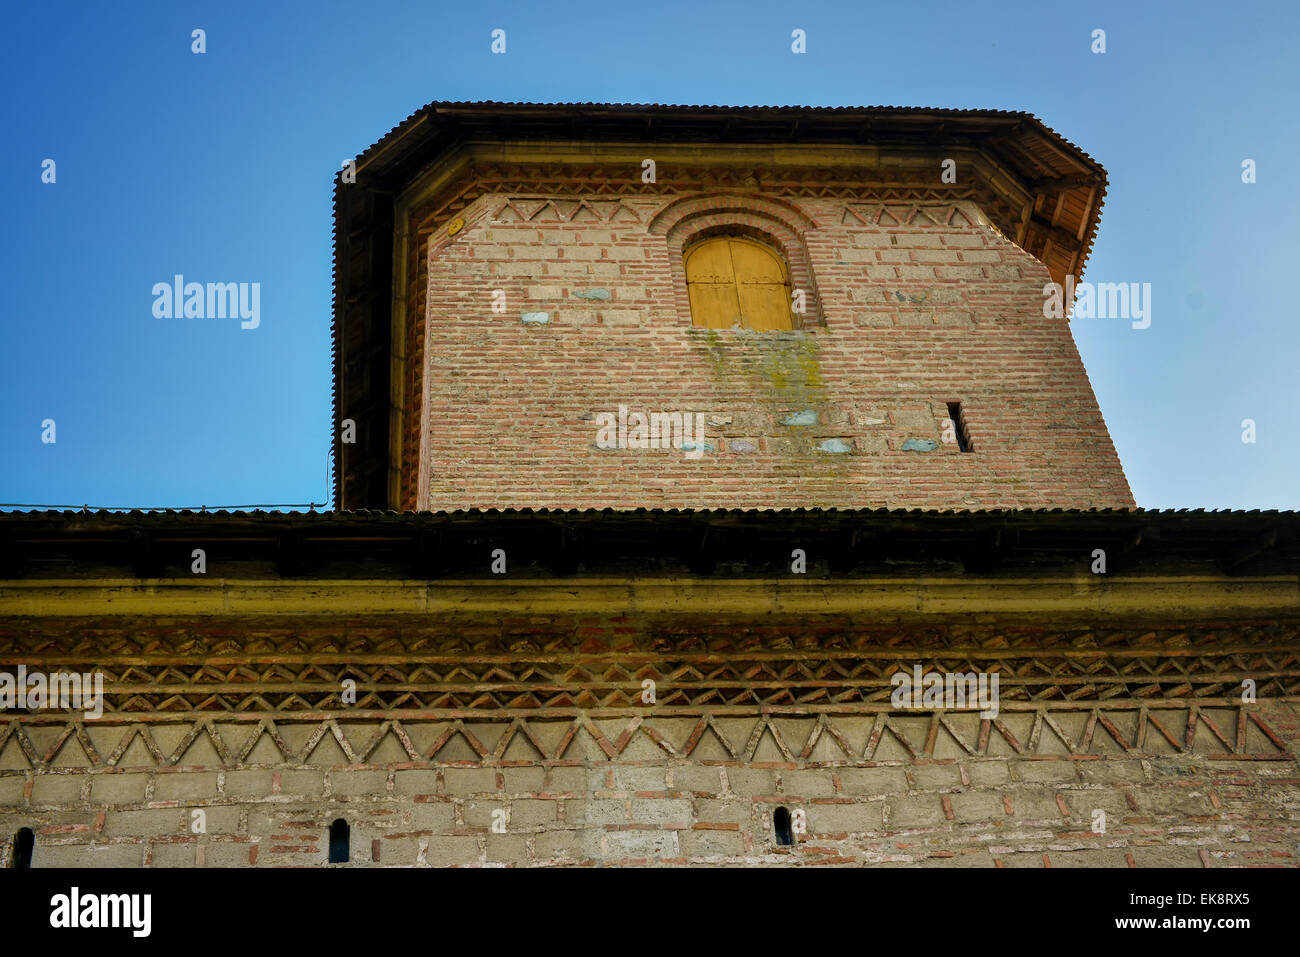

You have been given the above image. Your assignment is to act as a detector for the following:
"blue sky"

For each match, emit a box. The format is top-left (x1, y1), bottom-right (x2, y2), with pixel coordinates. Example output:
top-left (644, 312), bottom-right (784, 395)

top-left (2, 0), bottom-right (1297, 510)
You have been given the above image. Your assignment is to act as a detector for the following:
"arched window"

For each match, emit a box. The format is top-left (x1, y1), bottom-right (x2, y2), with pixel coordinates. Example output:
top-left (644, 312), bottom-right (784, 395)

top-left (684, 235), bottom-right (794, 330)
top-left (328, 818), bottom-right (350, 863)
top-left (11, 828), bottom-right (34, 868)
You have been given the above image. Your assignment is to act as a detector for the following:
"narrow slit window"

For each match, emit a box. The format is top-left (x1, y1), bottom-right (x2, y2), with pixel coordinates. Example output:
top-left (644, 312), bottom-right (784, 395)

top-left (947, 401), bottom-right (973, 452)
top-left (773, 807), bottom-right (795, 846)
top-left (11, 828), bottom-right (34, 869)
top-left (328, 818), bottom-right (350, 863)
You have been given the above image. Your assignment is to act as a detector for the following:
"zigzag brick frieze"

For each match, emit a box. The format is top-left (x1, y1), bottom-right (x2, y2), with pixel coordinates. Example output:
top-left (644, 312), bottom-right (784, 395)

top-left (2, 619), bottom-right (1297, 714)
top-left (490, 198), bottom-right (644, 224)
top-left (839, 203), bottom-right (981, 228)
top-left (410, 165), bottom-right (995, 236)
top-left (0, 705), bottom-right (1293, 771)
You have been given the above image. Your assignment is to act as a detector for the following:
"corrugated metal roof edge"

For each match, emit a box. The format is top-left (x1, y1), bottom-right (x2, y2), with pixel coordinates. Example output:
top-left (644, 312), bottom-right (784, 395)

top-left (353, 100), bottom-right (1106, 172)
top-left (1, 507), bottom-right (1296, 519)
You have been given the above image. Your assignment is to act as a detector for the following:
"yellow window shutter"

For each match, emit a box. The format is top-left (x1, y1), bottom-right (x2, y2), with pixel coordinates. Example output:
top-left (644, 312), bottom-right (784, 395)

top-left (685, 236), bottom-right (794, 330)
top-left (728, 238), bottom-right (793, 331)
top-left (685, 237), bottom-right (740, 328)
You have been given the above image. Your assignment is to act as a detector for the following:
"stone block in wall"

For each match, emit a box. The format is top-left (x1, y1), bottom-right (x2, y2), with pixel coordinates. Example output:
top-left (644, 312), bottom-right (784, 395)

top-left (965, 761), bottom-right (1010, 787)
top-left (909, 763), bottom-right (964, 789)
top-left (502, 767), bottom-right (546, 794)
top-left (330, 769), bottom-right (388, 798)
top-left (149, 842), bottom-right (198, 867)
top-left (1014, 760), bottom-right (1081, 785)
top-left (683, 828), bottom-right (745, 857)
top-left (725, 768), bottom-right (777, 796)
top-left (507, 799), bottom-right (557, 829)
top-left (31, 775), bottom-right (83, 805)
top-left (462, 800), bottom-right (506, 828)
top-left (443, 768), bottom-right (497, 796)
top-left (280, 770), bottom-right (327, 797)
top-left (89, 773), bottom-right (149, 805)
top-left (424, 835), bottom-right (480, 866)
top-left (533, 829), bottom-right (585, 862)
top-left (0, 776), bottom-right (26, 805)
top-left (485, 833), bottom-right (528, 863)
top-left (153, 771), bottom-right (218, 802)
top-left (838, 767), bottom-right (910, 795)
top-left (886, 795), bottom-right (945, 828)
top-left (38, 843), bottom-right (144, 867)
top-left (602, 828), bottom-right (678, 860)
top-left (805, 801), bottom-right (885, 834)
top-left (394, 769), bottom-right (440, 797)
top-left (545, 767), bottom-right (587, 794)
top-left (780, 769), bottom-right (837, 798)
top-left (104, 808), bottom-right (185, 838)
top-left (223, 770), bottom-right (274, 800)
top-left (410, 800), bottom-right (454, 831)
top-left (692, 799), bottom-right (752, 826)
top-left (948, 791), bottom-right (1007, 823)
top-left (607, 766), bottom-right (667, 792)
top-left (671, 765), bottom-right (724, 795)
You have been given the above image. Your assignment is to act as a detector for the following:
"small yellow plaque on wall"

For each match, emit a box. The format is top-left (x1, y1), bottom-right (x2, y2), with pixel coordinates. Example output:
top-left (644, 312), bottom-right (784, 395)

top-left (447, 218), bottom-right (465, 236)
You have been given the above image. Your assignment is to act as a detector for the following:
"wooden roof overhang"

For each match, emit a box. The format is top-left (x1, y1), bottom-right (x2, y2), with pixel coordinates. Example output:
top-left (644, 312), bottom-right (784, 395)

top-left (1, 508), bottom-right (1295, 585)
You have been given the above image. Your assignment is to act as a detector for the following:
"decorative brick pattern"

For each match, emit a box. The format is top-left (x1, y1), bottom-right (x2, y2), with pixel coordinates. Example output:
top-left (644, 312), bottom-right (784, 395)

top-left (3, 617), bottom-right (1296, 713)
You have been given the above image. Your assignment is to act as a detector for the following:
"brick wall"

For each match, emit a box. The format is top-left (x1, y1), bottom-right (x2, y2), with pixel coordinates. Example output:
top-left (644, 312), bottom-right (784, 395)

top-left (419, 192), bottom-right (1133, 510)
top-left (4, 707), bottom-right (1297, 868)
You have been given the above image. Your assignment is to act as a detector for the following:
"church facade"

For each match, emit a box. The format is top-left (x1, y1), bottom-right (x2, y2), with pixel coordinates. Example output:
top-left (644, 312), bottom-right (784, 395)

top-left (2, 102), bottom-right (1297, 868)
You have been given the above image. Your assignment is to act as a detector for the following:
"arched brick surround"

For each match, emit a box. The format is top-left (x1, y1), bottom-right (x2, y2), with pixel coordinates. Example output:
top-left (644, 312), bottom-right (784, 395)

top-left (649, 194), bottom-right (825, 328)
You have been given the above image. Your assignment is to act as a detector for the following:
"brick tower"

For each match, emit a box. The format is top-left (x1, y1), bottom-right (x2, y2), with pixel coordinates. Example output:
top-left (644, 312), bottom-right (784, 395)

top-left (334, 102), bottom-right (1132, 511)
